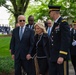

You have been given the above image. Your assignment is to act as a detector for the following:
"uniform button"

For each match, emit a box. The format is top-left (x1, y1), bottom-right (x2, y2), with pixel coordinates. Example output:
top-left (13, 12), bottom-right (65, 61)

top-left (52, 36), bottom-right (53, 38)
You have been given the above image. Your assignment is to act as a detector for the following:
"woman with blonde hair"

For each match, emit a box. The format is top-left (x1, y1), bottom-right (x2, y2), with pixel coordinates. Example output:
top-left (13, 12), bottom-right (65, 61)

top-left (31, 22), bottom-right (50, 75)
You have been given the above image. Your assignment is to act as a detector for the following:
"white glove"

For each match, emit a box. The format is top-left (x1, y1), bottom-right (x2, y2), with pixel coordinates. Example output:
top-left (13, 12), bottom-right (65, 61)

top-left (72, 41), bottom-right (76, 46)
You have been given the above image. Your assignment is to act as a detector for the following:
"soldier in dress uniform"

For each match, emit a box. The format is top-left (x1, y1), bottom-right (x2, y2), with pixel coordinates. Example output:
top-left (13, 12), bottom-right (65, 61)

top-left (70, 21), bottom-right (76, 75)
top-left (48, 5), bottom-right (70, 75)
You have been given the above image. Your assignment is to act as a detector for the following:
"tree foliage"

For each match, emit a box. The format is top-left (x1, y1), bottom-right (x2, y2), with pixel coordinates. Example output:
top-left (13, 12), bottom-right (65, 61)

top-left (0, 0), bottom-right (30, 24)
top-left (25, 0), bottom-right (50, 22)
top-left (25, 0), bottom-right (76, 22)
top-left (0, 0), bottom-right (76, 26)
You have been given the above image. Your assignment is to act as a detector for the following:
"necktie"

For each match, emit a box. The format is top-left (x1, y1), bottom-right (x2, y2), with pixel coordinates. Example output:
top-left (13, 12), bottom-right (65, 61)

top-left (48, 27), bottom-right (50, 36)
top-left (20, 27), bottom-right (23, 40)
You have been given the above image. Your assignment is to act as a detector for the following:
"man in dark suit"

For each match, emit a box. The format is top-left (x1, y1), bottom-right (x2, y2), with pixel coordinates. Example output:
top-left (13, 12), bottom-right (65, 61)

top-left (26, 15), bottom-right (35, 29)
top-left (48, 5), bottom-right (70, 75)
top-left (10, 15), bottom-right (36, 75)
top-left (47, 19), bottom-right (53, 36)
top-left (70, 21), bottom-right (76, 75)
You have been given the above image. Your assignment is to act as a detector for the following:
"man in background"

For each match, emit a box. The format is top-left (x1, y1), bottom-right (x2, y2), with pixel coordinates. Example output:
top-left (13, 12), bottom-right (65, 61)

top-left (26, 15), bottom-right (35, 29)
top-left (47, 20), bottom-right (53, 36)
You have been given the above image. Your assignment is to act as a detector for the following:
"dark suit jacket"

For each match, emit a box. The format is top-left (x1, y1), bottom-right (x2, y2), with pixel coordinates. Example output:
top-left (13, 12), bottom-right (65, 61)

top-left (26, 24), bottom-right (34, 29)
top-left (31, 33), bottom-right (50, 59)
top-left (50, 17), bottom-right (70, 61)
top-left (10, 26), bottom-right (34, 59)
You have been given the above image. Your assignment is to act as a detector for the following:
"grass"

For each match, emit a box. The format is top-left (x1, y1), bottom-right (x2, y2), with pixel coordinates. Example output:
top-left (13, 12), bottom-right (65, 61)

top-left (0, 36), bottom-right (14, 74)
top-left (0, 57), bottom-right (14, 74)
top-left (0, 36), bottom-right (11, 57)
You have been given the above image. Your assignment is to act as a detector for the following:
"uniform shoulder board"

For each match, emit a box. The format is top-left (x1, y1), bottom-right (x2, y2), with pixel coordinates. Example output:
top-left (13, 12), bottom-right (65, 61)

top-left (62, 20), bottom-right (67, 22)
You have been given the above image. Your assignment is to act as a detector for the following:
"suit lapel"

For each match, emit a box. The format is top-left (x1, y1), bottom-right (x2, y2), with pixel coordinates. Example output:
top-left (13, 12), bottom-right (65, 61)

top-left (16, 27), bottom-right (20, 41)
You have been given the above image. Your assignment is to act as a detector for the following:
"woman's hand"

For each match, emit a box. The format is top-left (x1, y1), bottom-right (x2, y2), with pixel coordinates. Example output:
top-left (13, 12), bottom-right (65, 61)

top-left (26, 54), bottom-right (32, 60)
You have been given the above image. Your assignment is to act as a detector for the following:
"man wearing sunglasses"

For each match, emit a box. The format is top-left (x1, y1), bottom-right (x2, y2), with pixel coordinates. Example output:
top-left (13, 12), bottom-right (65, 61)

top-left (10, 15), bottom-right (36, 75)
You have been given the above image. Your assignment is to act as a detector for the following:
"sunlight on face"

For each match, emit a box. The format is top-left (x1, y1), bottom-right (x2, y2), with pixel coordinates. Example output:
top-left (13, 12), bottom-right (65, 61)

top-left (35, 25), bottom-right (43, 35)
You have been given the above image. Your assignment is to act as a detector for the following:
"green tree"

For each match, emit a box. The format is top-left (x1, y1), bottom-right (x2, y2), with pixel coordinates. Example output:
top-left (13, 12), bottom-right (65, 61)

top-left (0, 0), bottom-right (76, 25)
top-left (25, 0), bottom-right (50, 22)
top-left (0, 0), bottom-right (30, 24)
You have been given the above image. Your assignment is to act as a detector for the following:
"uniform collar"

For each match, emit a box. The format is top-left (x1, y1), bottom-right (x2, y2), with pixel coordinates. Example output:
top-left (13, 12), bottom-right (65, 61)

top-left (54, 16), bottom-right (61, 23)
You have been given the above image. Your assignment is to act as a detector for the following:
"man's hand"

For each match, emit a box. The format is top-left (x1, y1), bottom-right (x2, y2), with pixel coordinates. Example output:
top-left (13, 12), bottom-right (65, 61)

top-left (26, 54), bottom-right (32, 60)
top-left (57, 57), bottom-right (64, 64)
top-left (12, 55), bottom-right (15, 60)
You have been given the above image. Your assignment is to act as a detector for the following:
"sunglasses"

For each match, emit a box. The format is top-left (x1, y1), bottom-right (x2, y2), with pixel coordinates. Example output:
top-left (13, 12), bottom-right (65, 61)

top-left (19, 20), bottom-right (25, 22)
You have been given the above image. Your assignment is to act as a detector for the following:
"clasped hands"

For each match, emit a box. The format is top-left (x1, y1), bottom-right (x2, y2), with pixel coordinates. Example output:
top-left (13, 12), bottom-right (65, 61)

top-left (26, 54), bottom-right (32, 60)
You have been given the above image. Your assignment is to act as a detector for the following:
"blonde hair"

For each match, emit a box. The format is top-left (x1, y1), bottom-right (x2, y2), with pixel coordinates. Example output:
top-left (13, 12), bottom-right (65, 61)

top-left (34, 22), bottom-right (47, 34)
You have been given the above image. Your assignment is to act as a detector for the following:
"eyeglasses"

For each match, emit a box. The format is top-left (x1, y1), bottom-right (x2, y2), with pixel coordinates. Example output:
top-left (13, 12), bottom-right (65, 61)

top-left (19, 20), bottom-right (25, 22)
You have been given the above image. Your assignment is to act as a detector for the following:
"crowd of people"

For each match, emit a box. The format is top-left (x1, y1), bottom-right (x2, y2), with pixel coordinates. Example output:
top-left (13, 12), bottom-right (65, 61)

top-left (10, 5), bottom-right (76, 75)
top-left (0, 25), bottom-right (10, 34)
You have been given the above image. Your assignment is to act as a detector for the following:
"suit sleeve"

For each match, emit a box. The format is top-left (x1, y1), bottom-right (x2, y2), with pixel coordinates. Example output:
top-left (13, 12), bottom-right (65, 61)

top-left (46, 35), bottom-right (51, 58)
top-left (10, 29), bottom-right (15, 55)
top-left (59, 20), bottom-right (71, 59)
top-left (28, 29), bottom-right (35, 54)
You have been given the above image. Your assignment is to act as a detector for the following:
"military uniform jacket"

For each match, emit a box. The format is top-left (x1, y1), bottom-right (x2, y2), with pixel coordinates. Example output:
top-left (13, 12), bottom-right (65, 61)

top-left (70, 28), bottom-right (76, 55)
top-left (50, 17), bottom-right (70, 61)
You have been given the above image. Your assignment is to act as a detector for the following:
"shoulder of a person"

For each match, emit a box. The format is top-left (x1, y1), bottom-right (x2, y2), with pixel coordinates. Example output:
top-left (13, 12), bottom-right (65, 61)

top-left (43, 33), bottom-right (48, 37)
top-left (60, 19), bottom-right (68, 26)
top-left (26, 24), bottom-right (29, 26)
top-left (13, 27), bottom-right (19, 31)
top-left (61, 19), bottom-right (67, 23)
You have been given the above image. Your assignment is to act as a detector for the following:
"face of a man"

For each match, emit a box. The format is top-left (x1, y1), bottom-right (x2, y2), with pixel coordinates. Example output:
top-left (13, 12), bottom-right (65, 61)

top-left (49, 11), bottom-right (55, 19)
top-left (47, 20), bottom-right (52, 27)
top-left (28, 17), bottom-right (34, 25)
top-left (18, 16), bottom-right (26, 27)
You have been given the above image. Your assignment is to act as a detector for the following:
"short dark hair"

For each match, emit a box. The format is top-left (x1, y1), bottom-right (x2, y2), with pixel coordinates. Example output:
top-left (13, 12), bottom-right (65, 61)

top-left (28, 15), bottom-right (34, 19)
